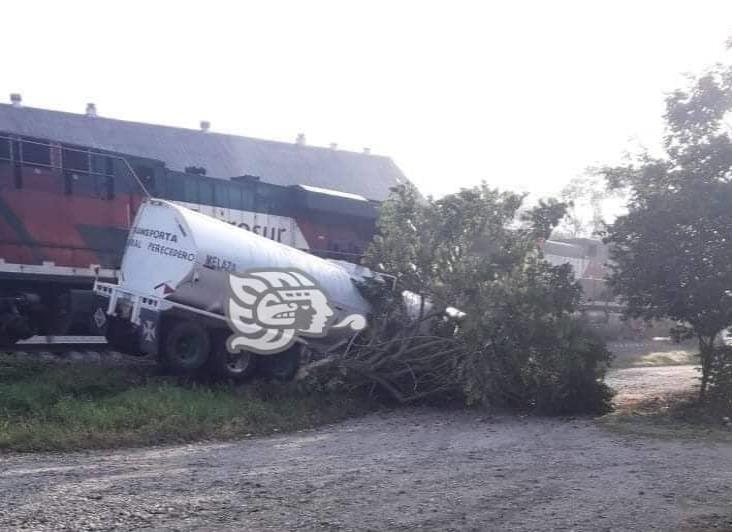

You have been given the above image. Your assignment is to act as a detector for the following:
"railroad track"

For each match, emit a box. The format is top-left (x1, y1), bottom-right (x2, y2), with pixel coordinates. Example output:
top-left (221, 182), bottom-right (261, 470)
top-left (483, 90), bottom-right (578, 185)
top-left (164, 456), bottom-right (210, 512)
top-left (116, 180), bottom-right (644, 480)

top-left (11, 335), bottom-right (108, 353)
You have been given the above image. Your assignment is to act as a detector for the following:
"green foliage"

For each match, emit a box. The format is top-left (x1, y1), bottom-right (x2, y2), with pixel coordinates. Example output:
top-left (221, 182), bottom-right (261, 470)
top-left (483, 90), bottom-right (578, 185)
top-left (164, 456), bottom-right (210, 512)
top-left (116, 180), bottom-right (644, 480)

top-left (315, 182), bottom-right (614, 414)
top-left (0, 355), bottom-right (372, 452)
top-left (458, 258), bottom-right (613, 414)
top-left (471, 316), bottom-right (613, 415)
top-left (603, 59), bottom-right (732, 400)
top-left (558, 173), bottom-right (624, 238)
top-left (706, 345), bottom-right (732, 413)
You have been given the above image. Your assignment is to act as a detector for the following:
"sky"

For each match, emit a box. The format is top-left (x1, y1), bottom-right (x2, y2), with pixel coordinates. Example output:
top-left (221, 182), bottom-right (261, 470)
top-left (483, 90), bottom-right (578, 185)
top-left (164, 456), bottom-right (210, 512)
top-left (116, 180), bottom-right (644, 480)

top-left (4, 1), bottom-right (732, 198)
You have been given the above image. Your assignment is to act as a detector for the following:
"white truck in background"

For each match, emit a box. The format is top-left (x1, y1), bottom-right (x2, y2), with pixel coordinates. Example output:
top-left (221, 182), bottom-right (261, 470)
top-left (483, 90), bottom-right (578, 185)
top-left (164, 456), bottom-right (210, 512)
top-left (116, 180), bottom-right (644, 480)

top-left (92, 198), bottom-right (375, 381)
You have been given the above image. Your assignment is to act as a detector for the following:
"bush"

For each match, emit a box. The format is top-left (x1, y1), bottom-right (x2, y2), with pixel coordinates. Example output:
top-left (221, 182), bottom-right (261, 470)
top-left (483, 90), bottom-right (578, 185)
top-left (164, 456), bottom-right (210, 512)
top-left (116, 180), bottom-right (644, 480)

top-left (299, 184), bottom-right (614, 415)
top-left (706, 345), bottom-right (732, 414)
top-left (460, 278), bottom-right (614, 415)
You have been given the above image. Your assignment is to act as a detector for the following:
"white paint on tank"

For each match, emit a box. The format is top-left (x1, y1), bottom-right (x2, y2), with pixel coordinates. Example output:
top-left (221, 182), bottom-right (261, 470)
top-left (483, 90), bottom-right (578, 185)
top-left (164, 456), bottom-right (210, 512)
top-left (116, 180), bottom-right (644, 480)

top-left (120, 201), bottom-right (198, 296)
top-left (119, 199), bottom-right (371, 330)
top-left (174, 201), bottom-right (310, 249)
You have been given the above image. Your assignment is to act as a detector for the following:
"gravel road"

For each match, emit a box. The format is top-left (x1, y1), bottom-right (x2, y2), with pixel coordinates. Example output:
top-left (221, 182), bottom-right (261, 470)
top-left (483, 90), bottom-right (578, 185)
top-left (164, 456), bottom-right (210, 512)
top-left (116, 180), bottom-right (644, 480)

top-left (2, 365), bottom-right (731, 531)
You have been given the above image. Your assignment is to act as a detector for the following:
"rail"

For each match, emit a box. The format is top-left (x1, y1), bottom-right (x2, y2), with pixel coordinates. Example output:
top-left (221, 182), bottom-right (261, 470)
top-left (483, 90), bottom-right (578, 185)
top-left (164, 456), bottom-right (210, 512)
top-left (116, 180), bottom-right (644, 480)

top-left (12, 335), bottom-right (108, 352)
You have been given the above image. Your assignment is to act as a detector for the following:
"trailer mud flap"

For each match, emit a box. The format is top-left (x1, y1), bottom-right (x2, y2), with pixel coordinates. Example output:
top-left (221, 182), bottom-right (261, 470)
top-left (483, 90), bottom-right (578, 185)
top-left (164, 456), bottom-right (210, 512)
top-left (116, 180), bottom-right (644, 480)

top-left (90, 294), bottom-right (110, 336)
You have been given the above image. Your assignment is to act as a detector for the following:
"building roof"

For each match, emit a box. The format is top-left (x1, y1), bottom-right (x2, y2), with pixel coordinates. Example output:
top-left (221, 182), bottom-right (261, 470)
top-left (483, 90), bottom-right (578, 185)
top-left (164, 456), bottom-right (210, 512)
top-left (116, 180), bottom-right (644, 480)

top-left (0, 103), bottom-right (406, 201)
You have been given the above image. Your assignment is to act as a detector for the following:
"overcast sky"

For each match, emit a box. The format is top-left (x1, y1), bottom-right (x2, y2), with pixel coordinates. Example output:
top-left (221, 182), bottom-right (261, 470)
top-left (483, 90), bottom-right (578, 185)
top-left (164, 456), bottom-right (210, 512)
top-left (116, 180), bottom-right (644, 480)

top-left (4, 1), bottom-right (732, 198)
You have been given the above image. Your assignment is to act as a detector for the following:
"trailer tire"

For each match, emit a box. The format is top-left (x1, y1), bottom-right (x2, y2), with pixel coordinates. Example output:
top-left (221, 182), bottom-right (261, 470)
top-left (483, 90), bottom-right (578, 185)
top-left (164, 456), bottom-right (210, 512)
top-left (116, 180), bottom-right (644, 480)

top-left (206, 333), bottom-right (257, 381)
top-left (257, 346), bottom-right (301, 382)
top-left (162, 320), bottom-right (211, 373)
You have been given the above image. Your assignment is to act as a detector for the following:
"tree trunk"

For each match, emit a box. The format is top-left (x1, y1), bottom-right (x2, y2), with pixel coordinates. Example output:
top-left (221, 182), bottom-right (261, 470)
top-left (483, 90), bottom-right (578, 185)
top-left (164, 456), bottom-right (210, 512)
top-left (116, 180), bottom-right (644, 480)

top-left (697, 333), bottom-right (718, 402)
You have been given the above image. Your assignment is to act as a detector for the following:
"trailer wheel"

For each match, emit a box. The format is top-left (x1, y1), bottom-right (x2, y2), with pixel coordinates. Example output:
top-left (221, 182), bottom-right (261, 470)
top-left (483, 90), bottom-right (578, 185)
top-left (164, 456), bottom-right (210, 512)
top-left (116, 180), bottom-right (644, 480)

top-left (162, 320), bottom-right (211, 373)
top-left (206, 334), bottom-right (257, 381)
top-left (257, 346), bottom-right (301, 382)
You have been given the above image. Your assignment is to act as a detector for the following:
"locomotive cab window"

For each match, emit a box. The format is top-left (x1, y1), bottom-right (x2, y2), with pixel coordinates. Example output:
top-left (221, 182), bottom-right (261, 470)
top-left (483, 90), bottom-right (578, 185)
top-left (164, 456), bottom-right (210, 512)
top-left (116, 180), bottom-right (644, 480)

top-left (62, 147), bottom-right (90, 173)
top-left (21, 138), bottom-right (51, 166)
top-left (0, 137), bottom-right (10, 162)
top-left (90, 153), bottom-right (113, 176)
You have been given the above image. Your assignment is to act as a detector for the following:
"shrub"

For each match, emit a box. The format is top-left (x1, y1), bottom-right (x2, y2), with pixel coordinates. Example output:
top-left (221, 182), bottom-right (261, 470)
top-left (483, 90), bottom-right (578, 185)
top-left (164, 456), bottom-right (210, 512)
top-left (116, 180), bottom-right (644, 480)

top-left (299, 183), bottom-right (614, 414)
top-left (706, 345), bottom-right (732, 413)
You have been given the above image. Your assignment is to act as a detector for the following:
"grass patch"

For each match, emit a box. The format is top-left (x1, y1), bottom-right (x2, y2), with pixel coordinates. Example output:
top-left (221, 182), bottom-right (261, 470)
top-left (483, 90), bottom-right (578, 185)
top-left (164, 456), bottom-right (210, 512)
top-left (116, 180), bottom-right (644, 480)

top-left (609, 339), bottom-right (698, 369)
top-left (598, 388), bottom-right (732, 442)
top-left (0, 354), bottom-right (377, 453)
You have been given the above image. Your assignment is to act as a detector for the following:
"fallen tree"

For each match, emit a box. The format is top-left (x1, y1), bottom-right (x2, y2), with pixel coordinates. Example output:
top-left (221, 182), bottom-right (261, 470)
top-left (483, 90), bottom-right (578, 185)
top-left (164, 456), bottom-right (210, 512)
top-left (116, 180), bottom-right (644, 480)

top-left (298, 183), bottom-right (613, 415)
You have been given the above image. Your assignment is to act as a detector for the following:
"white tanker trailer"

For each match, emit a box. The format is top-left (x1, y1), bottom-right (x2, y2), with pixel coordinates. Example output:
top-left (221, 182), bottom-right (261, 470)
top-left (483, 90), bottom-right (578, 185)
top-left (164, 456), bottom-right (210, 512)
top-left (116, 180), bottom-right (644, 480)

top-left (91, 198), bottom-right (379, 381)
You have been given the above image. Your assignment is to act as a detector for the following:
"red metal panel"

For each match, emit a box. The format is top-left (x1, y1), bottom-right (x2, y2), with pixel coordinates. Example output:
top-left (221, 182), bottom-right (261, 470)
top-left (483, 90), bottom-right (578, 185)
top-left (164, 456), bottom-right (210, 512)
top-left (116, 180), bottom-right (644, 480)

top-left (0, 162), bottom-right (12, 188)
top-left (0, 163), bottom-right (140, 268)
top-left (20, 166), bottom-right (63, 194)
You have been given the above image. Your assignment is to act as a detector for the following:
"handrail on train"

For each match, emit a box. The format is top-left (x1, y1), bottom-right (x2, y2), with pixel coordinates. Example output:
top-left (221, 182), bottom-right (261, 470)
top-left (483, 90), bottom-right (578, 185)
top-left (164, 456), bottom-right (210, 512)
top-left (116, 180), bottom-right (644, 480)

top-left (0, 133), bottom-right (151, 197)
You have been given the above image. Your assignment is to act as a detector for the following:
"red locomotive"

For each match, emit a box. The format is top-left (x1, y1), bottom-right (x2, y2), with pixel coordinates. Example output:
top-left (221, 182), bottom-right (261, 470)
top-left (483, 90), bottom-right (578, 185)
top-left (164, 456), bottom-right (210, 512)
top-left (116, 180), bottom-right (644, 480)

top-left (0, 98), bottom-right (405, 344)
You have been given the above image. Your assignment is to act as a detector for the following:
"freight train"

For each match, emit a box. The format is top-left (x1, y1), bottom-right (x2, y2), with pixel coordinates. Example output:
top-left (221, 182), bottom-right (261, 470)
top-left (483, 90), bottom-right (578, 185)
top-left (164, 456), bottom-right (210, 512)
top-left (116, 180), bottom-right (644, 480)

top-left (0, 133), bottom-right (379, 345)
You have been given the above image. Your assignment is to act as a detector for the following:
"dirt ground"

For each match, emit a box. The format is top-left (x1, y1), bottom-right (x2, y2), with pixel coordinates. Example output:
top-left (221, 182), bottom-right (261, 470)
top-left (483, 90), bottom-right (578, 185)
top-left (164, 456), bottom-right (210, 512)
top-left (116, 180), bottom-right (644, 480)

top-left (2, 348), bottom-right (732, 531)
top-left (606, 364), bottom-right (699, 408)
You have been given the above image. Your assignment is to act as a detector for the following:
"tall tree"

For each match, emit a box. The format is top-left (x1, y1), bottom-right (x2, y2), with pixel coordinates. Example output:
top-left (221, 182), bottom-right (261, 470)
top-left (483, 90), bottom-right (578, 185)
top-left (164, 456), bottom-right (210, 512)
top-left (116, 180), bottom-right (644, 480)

top-left (557, 173), bottom-right (625, 238)
top-left (603, 61), bottom-right (732, 400)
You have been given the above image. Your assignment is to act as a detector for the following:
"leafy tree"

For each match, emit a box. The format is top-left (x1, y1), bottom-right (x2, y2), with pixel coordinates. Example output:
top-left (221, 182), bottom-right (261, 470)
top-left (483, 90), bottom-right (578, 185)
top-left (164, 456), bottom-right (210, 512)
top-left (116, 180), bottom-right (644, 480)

top-left (557, 173), bottom-right (624, 238)
top-left (603, 62), bottom-right (732, 400)
top-left (301, 183), bottom-right (614, 414)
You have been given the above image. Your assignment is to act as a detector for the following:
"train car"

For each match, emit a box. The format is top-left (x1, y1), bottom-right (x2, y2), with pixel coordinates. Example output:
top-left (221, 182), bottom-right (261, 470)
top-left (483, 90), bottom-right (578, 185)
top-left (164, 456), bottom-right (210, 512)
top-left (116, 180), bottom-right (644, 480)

top-left (0, 99), bottom-right (404, 344)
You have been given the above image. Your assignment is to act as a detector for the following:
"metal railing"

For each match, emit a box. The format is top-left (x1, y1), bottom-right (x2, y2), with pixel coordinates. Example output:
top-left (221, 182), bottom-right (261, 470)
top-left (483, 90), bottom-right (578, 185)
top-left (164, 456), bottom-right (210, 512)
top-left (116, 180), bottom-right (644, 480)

top-left (0, 134), bottom-right (151, 197)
